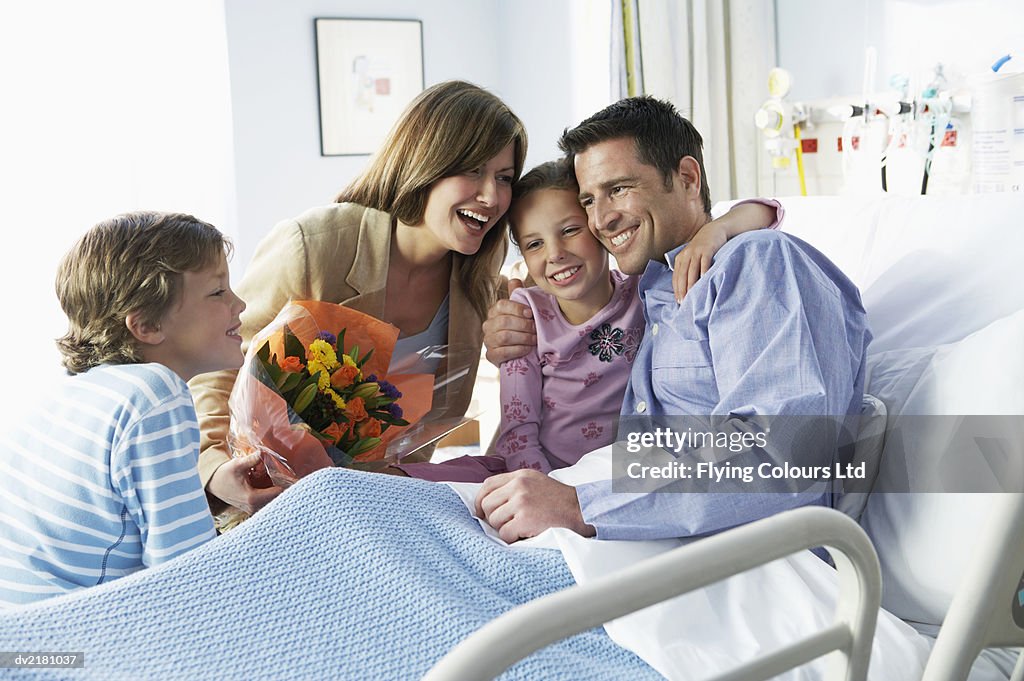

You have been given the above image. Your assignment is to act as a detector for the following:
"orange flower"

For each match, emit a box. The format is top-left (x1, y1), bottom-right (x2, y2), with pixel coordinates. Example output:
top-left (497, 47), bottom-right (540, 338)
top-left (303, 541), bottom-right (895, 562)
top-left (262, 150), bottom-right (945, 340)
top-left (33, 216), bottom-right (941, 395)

top-left (330, 364), bottom-right (360, 389)
top-left (346, 395), bottom-right (370, 421)
top-left (356, 418), bottom-right (382, 438)
top-left (280, 355), bottom-right (305, 373)
top-left (345, 396), bottom-right (368, 422)
top-left (322, 422), bottom-right (346, 444)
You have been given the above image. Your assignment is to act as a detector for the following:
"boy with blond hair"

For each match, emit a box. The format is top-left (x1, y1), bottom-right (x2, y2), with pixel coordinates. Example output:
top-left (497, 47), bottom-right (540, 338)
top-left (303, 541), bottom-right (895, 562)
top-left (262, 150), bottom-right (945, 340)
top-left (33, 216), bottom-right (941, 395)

top-left (0, 211), bottom-right (250, 607)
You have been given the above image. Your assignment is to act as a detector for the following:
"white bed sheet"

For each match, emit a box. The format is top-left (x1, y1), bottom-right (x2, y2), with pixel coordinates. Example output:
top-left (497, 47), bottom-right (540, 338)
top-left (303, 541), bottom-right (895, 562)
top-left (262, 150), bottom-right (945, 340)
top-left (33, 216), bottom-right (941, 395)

top-left (444, 446), bottom-right (975, 680)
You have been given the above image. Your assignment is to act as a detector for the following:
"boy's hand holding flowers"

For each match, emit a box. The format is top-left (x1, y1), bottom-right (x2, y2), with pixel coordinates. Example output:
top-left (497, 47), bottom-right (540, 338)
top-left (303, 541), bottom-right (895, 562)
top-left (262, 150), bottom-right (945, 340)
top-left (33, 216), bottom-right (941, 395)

top-left (207, 452), bottom-right (283, 515)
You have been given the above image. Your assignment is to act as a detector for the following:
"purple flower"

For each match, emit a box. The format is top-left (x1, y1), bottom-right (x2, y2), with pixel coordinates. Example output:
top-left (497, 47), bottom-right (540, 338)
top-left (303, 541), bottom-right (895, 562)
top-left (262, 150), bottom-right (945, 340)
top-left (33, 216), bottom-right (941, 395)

top-left (378, 379), bottom-right (401, 399)
top-left (316, 331), bottom-right (337, 347)
top-left (387, 402), bottom-right (403, 419)
top-left (365, 374), bottom-right (377, 383)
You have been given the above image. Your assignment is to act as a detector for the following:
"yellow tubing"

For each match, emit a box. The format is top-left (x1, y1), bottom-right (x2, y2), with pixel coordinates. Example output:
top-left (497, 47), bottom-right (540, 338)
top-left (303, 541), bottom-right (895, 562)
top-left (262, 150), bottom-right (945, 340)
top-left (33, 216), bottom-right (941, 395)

top-left (793, 124), bottom-right (808, 196)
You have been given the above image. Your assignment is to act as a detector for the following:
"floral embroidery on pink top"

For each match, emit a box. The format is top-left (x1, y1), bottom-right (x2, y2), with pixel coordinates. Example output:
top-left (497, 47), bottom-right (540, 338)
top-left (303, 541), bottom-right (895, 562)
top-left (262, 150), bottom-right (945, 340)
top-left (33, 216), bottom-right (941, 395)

top-left (581, 422), bottom-right (604, 440)
top-left (504, 359), bottom-right (529, 376)
top-left (503, 396), bottom-right (530, 423)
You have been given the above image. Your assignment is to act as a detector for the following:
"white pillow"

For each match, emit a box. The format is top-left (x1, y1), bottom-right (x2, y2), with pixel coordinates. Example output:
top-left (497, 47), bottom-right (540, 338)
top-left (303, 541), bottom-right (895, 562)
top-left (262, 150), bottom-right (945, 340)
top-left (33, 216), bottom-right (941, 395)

top-left (859, 194), bottom-right (1024, 354)
top-left (860, 309), bottom-right (1024, 627)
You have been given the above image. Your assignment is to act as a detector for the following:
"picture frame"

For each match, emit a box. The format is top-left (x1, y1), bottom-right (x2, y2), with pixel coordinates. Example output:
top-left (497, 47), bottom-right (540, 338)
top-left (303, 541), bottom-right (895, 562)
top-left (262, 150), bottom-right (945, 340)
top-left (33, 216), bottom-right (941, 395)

top-left (314, 18), bottom-right (424, 156)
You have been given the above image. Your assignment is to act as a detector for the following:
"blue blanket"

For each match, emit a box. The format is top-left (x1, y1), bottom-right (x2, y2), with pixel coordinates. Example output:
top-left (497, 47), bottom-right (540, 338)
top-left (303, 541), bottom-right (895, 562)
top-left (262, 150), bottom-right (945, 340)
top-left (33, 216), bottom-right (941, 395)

top-left (0, 469), bottom-right (660, 680)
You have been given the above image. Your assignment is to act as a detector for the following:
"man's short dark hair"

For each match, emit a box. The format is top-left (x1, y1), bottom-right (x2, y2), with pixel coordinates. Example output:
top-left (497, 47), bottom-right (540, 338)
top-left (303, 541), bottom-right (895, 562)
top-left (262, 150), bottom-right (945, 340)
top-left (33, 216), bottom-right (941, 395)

top-left (558, 96), bottom-right (712, 215)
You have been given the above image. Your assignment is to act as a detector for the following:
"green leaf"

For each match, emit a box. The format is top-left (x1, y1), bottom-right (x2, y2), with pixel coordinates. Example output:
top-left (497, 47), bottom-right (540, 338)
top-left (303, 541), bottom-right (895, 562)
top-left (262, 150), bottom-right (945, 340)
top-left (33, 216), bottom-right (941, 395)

top-left (287, 374), bottom-right (319, 402)
top-left (309, 427), bottom-right (335, 444)
top-left (264, 361), bottom-right (282, 383)
top-left (257, 341), bottom-right (271, 364)
top-left (347, 437), bottom-right (382, 457)
top-left (349, 345), bottom-right (359, 361)
top-left (279, 371), bottom-right (303, 393)
top-left (297, 373), bottom-right (320, 393)
top-left (283, 329), bottom-right (305, 362)
top-left (377, 414), bottom-right (409, 427)
top-left (270, 367), bottom-right (290, 389)
top-left (357, 348), bottom-right (374, 368)
top-left (292, 382), bottom-right (318, 415)
top-left (337, 329), bottom-right (346, 351)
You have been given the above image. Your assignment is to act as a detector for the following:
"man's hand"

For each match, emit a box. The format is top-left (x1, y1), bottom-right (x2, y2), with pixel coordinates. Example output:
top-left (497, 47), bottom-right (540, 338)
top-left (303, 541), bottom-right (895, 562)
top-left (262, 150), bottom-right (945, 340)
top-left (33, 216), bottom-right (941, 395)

top-left (672, 221), bottom-right (726, 302)
top-left (207, 453), bottom-right (283, 515)
top-left (474, 470), bottom-right (596, 543)
top-left (482, 278), bottom-right (537, 366)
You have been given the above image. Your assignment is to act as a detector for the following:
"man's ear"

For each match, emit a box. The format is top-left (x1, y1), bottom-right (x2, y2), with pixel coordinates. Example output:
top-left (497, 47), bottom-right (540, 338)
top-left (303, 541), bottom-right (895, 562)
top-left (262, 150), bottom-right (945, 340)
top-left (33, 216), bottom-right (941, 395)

top-left (675, 156), bottom-right (702, 199)
top-left (125, 311), bottom-right (164, 346)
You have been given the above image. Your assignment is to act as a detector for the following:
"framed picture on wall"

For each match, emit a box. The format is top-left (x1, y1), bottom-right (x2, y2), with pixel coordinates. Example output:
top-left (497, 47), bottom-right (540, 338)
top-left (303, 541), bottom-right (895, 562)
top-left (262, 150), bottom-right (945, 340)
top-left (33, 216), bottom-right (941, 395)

top-left (314, 18), bottom-right (424, 156)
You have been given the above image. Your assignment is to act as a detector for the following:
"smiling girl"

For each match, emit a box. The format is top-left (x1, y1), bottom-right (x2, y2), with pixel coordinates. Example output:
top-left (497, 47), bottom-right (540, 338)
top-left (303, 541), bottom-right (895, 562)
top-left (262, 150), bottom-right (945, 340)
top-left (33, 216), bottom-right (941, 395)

top-left (398, 160), bottom-right (780, 482)
top-left (190, 80), bottom-right (528, 515)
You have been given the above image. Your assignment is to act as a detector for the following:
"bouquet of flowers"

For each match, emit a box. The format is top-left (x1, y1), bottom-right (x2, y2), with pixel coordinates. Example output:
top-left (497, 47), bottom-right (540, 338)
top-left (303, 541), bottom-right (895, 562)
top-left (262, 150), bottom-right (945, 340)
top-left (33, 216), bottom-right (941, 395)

top-left (220, 301), bottom-right (433, 529)
top-left (258, 327), bottom-right (407, 459)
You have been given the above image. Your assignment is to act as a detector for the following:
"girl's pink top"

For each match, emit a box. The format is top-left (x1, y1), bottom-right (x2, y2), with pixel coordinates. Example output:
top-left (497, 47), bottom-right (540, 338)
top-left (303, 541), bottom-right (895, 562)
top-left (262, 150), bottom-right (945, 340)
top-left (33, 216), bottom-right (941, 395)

top-left (399, 270), bottom-right (643, 482)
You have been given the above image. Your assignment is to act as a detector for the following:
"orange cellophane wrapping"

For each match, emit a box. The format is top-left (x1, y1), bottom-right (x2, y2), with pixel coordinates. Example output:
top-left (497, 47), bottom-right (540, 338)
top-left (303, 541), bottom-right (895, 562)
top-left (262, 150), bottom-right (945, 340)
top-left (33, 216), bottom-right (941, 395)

top-left (228, 301), bottom-right (433, 487)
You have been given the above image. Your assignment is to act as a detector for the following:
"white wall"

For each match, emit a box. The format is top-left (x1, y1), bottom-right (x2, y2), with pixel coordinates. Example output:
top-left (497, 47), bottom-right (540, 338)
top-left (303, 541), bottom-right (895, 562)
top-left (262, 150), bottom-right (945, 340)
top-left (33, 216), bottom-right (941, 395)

top-left (0, 1), bottom-right (234, 426)
top-left (496, 0), bottom-right (616, 171)
top-left (224, 0), bottom-right (491, 271)
top-left (777, 0), bottom-right (1024, 100)
top-left (224, 0), bottom-right (609, 275)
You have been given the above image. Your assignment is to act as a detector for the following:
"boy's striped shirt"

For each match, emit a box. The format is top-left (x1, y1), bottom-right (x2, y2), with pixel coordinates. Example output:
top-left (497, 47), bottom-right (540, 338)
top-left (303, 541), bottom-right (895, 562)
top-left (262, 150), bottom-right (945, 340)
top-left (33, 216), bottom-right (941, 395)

top-left (0, 363), bottom-right (215, 608)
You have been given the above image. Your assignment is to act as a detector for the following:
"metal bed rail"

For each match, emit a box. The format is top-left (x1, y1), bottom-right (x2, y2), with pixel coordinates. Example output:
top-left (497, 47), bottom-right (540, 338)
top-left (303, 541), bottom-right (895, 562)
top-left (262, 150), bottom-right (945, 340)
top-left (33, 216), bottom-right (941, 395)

top-left (424, 506), bottom-right (881, 681)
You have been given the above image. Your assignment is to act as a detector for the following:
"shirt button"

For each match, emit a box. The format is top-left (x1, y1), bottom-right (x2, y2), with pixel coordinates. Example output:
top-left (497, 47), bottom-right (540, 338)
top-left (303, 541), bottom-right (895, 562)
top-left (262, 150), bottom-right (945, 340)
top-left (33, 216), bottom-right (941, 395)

top-left (636, 401), bottom-right (647, 413)
top-left (651, 324), bottom-right (659, 336)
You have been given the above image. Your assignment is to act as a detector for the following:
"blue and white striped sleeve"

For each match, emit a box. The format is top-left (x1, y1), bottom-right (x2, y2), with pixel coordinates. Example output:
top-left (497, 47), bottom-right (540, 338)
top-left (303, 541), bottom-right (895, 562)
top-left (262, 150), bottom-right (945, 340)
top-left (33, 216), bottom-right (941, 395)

top-left (109, 369), bottom-right (215, 567)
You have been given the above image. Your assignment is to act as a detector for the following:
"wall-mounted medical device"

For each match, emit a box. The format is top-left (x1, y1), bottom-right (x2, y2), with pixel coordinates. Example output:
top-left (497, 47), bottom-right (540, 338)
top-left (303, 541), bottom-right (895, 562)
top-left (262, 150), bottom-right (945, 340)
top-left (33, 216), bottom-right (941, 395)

top-left (756, 49), bottom-right (1024, 198)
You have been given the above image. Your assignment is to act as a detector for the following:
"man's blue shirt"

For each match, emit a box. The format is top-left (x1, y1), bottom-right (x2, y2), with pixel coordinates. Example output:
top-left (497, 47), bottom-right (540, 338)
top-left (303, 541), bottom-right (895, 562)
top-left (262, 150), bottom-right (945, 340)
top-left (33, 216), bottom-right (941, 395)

top-left (576, 230), bottom-right (872, 540)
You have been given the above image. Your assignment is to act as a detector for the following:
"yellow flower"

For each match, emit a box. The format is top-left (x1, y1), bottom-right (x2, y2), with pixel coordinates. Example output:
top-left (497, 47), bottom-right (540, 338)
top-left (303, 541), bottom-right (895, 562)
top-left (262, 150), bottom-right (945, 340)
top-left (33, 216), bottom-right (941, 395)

top-left (307, 339), bottom-right (339, 370)
top-left (307, 359), bottom-right (331, 390)
top-left (325, 387), bottom-right (347, 411)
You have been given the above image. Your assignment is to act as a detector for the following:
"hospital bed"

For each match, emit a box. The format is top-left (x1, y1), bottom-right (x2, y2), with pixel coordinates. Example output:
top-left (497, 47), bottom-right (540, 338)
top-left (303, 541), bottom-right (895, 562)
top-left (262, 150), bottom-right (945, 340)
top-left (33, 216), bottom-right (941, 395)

top-left (429, 193), bottom-right (1024, 680)
top-left (0, 195), bottom-right (1021, 680)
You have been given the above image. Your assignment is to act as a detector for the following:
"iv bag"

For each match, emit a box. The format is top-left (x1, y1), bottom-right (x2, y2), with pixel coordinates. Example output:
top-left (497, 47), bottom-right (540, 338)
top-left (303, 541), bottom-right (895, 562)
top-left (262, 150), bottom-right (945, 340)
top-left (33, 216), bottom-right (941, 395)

top-left (971, 71), bottom-right (1024, 193)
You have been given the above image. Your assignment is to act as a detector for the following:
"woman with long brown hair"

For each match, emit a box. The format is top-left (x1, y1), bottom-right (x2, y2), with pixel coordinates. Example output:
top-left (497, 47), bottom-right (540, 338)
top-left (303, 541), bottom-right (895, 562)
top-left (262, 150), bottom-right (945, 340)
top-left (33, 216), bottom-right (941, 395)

top-left (191, 80), bottom-right (527, 515)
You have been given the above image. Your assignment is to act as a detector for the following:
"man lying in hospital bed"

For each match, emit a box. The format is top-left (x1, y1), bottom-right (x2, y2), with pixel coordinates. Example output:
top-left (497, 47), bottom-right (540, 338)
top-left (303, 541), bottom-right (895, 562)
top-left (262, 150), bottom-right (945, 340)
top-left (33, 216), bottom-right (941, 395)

top-left (0, 193), bottom-right (1021, 679)
top-left (472, 98), bottom-right (870, 548)
top-left (0, 391), bottom-right (1015, 681)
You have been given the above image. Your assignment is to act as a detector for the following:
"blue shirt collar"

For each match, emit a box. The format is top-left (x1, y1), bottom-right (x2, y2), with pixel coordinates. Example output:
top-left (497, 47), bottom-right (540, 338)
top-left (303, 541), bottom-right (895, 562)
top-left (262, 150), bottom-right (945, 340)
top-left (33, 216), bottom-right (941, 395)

top-left (663, 243), bottom-right (688, 271)
top-left (638, 241), bottom-right (688, 294)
